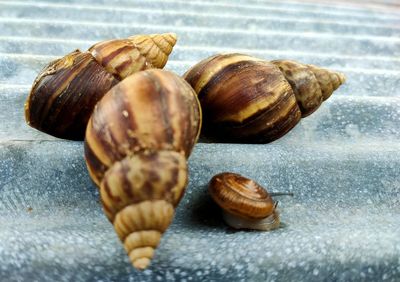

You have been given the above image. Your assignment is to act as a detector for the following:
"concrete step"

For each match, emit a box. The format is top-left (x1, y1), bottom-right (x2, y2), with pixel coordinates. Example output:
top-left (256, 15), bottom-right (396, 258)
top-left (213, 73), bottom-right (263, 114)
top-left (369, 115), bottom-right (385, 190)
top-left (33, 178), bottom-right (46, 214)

top-left (2, 37), bottom-right (400, 71)
top-left (0, 18), bottom-right (398, 57)
top-left (1, 83), bottom-right (399, 143)
top-left (0, 54), bottom-right (398, 98)
top-left (0, 141), bottom-right (399, 280)
top-left (4, 0), bottom-right (400, 24)
top-left (1, 2), bottom-right (399, 37)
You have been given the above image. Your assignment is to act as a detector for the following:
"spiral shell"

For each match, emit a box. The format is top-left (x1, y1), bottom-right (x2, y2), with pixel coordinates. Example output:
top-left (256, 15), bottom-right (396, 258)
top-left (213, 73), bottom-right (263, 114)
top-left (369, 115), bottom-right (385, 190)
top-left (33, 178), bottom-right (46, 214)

top-left (208, 172), bottom-right (280, 231)
top-left (184, 53), bottom-right (345, 143)
top-left (85, 69), bottom-right (201, 269)
top-left (25, 33), bottom-right (177, 140)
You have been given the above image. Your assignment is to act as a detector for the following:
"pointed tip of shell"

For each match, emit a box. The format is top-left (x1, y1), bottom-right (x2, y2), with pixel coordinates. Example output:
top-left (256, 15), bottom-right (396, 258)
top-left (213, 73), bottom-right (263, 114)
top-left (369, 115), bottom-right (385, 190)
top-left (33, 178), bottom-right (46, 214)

top-left (128, 32), bottom-right (177, 68)
top-left (132, 257), bottom-right (152, 270)
top-left (160, 32), bottom-right (177, 47)
top-left (123, 230), bottom-right (163, 270)
top-left (128, 246), bottom-right (155, 270)
top-left (336, 71), bottom-right (346, 84)
top-left (149, 32), bottom-right (177, 55)
top-left (305, 64), bottom-right (346, 102)
top-left (112, 200), bottom-right (175, 270)
top-left (330, 70), bottom-right (346, 92)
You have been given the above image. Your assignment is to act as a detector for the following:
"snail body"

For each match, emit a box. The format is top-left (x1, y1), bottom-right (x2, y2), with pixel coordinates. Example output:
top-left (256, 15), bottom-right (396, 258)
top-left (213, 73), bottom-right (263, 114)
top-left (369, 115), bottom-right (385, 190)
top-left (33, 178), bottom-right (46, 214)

top-left (25, 33), bottom-right (177, 140)
top-left (184, 53), bottom-right (346, 143)
top-left (85, 69), bottom-right (201, 269)
top-left (208, 172), bottom-right (283, 231)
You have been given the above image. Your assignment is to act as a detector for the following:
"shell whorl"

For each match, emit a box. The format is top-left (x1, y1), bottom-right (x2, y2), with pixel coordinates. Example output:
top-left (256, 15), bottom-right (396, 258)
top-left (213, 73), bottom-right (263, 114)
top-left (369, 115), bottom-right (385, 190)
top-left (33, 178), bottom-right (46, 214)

top-left (272, 59), bottom-right (346, 116)
top-left (208, 172), bottom-right (281, 231)
top-left (184, 53), bottom-right (301, 143)
top-left (209, 172), bottom-right (275, 220)
top-left (129, 33), bottom-right (177, 69)
top-left (85, 69), bottom-right (201, 186)
top-left (101, 150), bottom-right (187, 269)
top-left (100, 150), bottom-right (188, 221)
top-left (84, 69), bottom-right (201, 269)
top-left (306, 63), bottom-right (346, 101)
top-left (25, 50), bottom-right (119, 140)
top-left (89, 33), bottom-right (177, 80)
top-left (183, 53), bottom-right (345, 143)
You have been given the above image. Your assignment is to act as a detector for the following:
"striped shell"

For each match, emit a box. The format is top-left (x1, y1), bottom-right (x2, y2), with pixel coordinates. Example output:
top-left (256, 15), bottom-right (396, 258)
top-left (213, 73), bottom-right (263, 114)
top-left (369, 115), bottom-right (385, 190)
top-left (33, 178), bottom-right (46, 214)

top-left (25, 33), bottom-right (177, 140)
top-left (84, 69), bottom-right (201, 269)
top-left (184, 53), bottom-right (346, 143)
top-left (208, 172), bottom-right (280, 231)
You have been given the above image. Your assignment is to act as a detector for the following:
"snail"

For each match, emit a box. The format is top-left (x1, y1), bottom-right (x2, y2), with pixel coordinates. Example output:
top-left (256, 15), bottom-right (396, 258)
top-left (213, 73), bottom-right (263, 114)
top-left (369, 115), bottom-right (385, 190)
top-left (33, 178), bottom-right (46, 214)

top-left (25, 33), bottom-right (177, 140)
top-left (84, 69), bottom-right (201, 269)
top-left (208, 172), bottom-right (292, 231)
top-left (183, 53), bottom-right (346, 143)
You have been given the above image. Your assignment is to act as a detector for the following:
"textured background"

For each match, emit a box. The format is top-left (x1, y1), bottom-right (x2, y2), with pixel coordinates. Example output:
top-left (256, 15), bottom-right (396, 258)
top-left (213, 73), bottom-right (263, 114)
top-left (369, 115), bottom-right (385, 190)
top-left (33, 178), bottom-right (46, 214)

top-left (0, 0), bottom-right (399, 281)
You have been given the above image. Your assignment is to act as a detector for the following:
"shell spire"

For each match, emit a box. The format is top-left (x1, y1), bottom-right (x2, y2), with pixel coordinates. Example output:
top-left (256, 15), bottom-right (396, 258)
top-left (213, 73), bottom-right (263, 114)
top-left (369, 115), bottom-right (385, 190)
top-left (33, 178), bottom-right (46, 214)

top-left (88, 33), bottom-right (177, 80)
top-left (271, 60), bottom-right (346, 116)
top-left (129, 33), bottom-right (177, 69)
top-left (306, 63), bottom-right (346, 101)
top-left (101, 151), bottom-right (188, 269)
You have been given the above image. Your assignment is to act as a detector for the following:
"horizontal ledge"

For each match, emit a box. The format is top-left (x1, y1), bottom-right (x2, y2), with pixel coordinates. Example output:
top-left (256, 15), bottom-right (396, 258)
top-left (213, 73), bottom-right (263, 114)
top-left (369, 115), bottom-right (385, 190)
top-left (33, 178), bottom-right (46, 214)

top-left (2, 138), bottom-right (399, 146)
top-left (1, 139), bottom-right (399, 154)
top-left (1, 17), bottom-right (399, 43)
top-left (1, 53), bottom-right (399, 76)
top-left (5, 0), bottom-right (400, 20)
top-left (1, 1), bottom-right (399, 31)
top-left (0, 87), bottom-right (397, 102)
top-left (1, 82), bottom-right (397, 105)
top-left (2, 94), bottom-right (400, 143)
top-left (261, 0), bottom-right (400, 15)
top-left (1, 37), bottom-right (400, 63)
top-left (0, 84), bottom-right (31, 89)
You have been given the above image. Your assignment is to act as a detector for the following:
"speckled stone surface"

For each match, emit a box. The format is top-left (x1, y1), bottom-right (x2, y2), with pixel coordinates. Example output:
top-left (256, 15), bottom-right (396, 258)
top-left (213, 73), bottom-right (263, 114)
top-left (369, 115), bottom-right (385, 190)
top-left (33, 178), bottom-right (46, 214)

top-left (1, 141), bottom-right (399, 281)
top-left (1, 0), bottom-right (400, 281)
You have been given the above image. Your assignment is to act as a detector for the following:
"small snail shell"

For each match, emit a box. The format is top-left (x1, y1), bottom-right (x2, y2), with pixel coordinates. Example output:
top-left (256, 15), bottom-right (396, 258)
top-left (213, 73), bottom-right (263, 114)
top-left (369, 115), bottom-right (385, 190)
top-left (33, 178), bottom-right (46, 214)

top-left (85, 69), bottom-right (201, 269)
top-left (184, 53), bottom-right (346, 143)
top-left (25, 33), bottom-right (177, 140)
top-left (208, 172), bottom-right (280, 231)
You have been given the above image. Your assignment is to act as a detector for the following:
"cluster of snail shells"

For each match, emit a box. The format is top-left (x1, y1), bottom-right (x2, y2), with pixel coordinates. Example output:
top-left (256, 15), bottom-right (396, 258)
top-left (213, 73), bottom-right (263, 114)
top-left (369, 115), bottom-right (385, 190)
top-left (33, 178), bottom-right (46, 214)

top-left (25, 33), bottom-right (346, 270)
top-left (25, 33), bottom-right (202, 270)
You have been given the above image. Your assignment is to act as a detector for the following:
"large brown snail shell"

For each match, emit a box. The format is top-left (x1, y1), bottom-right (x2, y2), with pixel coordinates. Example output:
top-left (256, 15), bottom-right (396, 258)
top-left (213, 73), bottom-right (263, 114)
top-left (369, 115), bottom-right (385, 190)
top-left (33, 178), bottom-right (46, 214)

top-left (84, 69), bottom-right (201, 269)
top-left (25, 33), bottom-right (177, 140)
top-left (183, 53), bottom-right (346, 143)
top-left (208, 172), bottom-right (280, 231)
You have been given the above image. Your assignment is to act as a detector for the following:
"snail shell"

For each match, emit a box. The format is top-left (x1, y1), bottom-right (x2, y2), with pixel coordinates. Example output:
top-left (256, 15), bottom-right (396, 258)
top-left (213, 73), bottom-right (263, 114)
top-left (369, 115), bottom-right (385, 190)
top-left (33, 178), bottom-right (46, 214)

top-left (25, 33), bottom-right (177, 140)
top-left (85, 69), bottom-right (201, 269)
top-left (184, 53), bottom-right (346, 143)
top-left (208, 172), bottom-right (280, 231)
